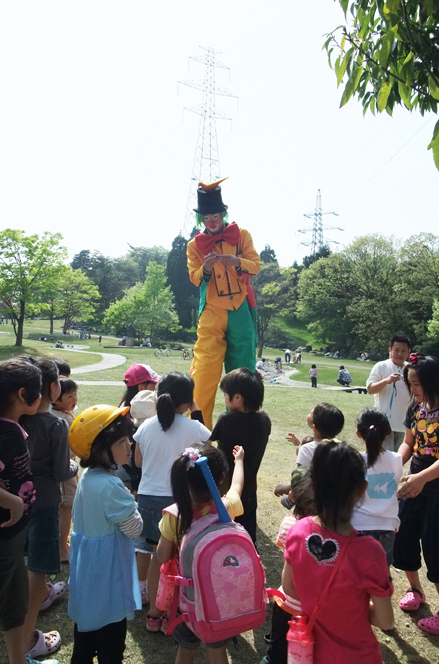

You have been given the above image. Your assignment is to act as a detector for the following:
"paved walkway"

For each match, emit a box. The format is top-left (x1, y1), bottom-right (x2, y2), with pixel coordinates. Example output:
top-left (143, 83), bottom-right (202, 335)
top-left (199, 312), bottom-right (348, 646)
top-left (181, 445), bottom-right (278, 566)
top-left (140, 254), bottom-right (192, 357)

top-left (53, 347), bottom-right (127, 375)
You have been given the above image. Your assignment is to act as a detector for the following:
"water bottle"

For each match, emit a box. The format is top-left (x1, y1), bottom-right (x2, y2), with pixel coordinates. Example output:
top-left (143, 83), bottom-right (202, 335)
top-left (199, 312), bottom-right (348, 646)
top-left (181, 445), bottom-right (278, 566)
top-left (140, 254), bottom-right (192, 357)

top-left (287, 615), bottom-right (314, 664)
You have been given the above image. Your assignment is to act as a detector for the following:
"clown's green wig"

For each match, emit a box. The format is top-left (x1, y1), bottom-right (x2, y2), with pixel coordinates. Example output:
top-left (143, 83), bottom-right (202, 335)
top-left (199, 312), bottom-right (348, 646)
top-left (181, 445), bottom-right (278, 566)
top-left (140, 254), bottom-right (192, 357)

top-left (195, 211), bottom-right (229, 230)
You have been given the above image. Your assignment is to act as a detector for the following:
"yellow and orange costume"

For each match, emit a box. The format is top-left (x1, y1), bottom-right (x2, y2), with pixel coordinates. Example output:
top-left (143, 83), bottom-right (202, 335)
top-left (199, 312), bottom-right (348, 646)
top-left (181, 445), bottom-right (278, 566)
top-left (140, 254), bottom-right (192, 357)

top-left (187, 181), bottom-right (260, 429)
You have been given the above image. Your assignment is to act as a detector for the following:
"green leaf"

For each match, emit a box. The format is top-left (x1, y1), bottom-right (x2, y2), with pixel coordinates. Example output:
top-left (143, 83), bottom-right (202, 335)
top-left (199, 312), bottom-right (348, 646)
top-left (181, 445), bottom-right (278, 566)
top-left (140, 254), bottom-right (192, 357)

top-left (377, 79), bottom-right (392, 111)
top-left (337, 47), bottom-right (354, 87)
top-left (427, 120), bottom-right (439, 171)
top-left (398, 81), bottom-right (413, 109)
top-left (370, 96), bottom-right (376, 115)
top-left (385, 0), bottom-right (400, 11)
top-left (341, 33), bottom-right (346, 52)
top-left (340, 0), bottom-right (349, 17)
top-left (428, 75), bottom-right (439, 101)
top-left (401, 51), bottom-right (414, 85)
top-left (379, 28), bottom-right (395, 68)
top-left (351, 65), bottom-right (364, 93)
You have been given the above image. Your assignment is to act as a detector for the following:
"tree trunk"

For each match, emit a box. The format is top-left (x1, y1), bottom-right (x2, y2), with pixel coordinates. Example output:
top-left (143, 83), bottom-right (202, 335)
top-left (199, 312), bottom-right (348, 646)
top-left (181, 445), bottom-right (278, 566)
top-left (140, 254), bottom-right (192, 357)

top-left (258, 331), bottom-right (264, 358)
top-left (15, 300), bottom-right (25, 347)
top-left (49, 302), bottom-right (54, 335)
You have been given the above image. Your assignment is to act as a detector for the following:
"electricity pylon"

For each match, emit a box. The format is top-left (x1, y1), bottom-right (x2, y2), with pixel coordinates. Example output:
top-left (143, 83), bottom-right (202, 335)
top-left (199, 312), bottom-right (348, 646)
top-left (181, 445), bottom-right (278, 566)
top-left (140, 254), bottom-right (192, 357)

top-left (179, 46), bottom-right (237, 236)
top-left (298, 189), bottom-right (343, 254)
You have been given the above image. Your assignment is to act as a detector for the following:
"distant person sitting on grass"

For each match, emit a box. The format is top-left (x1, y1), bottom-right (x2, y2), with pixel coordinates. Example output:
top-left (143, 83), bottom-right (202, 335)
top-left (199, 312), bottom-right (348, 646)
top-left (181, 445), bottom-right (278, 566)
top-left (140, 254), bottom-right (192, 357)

top-left (337, 365), bottom-right (353, 387)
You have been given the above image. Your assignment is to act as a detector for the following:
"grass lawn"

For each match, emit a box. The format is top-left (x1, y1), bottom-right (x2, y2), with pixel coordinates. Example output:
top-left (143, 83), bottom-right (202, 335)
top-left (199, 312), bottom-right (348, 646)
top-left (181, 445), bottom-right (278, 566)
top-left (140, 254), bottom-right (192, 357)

top-left (0, 323), bottom-right (437, 663)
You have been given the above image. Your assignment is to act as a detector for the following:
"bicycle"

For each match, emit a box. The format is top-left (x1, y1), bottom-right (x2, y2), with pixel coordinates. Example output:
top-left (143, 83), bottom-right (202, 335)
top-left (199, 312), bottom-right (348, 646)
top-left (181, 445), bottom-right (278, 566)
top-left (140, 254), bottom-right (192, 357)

top-left (182, 348), bottom-right (193, 360)
top-left (154, 345), bottom-right (171, 358)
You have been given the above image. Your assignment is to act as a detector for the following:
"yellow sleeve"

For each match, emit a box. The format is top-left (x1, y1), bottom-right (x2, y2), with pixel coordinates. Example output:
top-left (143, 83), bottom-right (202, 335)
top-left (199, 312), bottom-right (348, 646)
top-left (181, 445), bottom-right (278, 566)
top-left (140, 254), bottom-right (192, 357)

top-left (159, 512), bottom-right (178, 543)
top-left (224, 489), bottom-right (244, 520)
top-left (238, 229), bottom-right (260, 276)
top-left (187, 239), bottom-right (205, 287)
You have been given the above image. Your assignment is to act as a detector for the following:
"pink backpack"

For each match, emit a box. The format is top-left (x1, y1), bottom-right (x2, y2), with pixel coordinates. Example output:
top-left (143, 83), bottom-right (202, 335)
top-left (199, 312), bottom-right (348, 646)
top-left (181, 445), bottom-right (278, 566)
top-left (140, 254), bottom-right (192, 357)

top-left (162, 503), bottom-right (268, 643)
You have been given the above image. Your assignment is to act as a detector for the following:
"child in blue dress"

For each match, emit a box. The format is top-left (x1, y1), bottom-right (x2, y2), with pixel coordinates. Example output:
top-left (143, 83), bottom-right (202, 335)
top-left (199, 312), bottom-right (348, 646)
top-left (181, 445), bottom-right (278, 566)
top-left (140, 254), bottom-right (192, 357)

top-left (68, 405), bottom-right (143, 664)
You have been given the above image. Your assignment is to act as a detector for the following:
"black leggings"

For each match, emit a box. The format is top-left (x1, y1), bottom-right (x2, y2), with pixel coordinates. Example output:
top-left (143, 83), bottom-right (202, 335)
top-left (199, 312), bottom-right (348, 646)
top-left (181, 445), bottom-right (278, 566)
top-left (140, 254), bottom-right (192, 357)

top-left (264, 602), bottom-right (291, 664)
top-left (71, 618), bottom-right (127, 664)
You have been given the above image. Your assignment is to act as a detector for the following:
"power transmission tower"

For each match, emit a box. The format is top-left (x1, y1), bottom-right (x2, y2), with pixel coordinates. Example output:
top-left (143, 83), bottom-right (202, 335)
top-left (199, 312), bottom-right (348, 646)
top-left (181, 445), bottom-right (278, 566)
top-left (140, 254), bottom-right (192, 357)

top-left (178, 46), bottom-right (237, 236)
top-left (298, 189), bottom-right (343, 255)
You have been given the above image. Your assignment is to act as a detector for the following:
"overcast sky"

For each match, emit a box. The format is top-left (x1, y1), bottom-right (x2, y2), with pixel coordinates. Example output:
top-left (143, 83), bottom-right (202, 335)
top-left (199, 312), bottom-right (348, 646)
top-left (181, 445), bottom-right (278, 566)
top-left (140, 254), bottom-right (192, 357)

top-left (0, 1), bottom-right (437, 268)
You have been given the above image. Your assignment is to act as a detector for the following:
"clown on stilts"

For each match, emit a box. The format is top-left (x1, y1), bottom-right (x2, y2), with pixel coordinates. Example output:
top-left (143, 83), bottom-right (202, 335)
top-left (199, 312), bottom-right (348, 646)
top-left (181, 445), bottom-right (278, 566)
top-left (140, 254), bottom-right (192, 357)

top-left (187, 178), bottom-right (260, 430)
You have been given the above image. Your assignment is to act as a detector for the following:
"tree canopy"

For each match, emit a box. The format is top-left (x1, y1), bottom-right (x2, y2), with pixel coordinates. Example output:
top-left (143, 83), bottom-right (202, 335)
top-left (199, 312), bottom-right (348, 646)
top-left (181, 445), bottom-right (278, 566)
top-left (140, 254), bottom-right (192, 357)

top-left (0, 229), bottom-right (67, 346)
top-left (103, 262), bottom-right (179, 343)
top-left (324, 0), bottom-right (439, 168)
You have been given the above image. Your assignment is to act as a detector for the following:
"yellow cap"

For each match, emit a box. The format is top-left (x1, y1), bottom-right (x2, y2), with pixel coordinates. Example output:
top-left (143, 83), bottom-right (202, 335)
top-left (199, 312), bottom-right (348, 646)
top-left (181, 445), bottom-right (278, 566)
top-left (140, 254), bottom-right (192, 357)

top-left (69, 404), bottom-right (130, 460)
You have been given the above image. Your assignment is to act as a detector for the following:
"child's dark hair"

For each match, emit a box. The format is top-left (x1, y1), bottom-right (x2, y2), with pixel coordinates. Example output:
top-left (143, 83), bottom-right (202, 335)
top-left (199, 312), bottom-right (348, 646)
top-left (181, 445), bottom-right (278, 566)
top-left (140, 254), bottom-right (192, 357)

top-left (219, 367), bottom-right (264, 412)
top-left (24, 356), bottom-right (59, 398)
top-left (0, 357), bottom-right (42, 416)
top-left (357, 408), bottom-right (391, 468)
top-left (311, 364), bottom-right (316, 368)
top-left (156, 372), bottom-right (194, 432)
top-left (312, 403), bottom-right (344, 439)
top-left (81, 414), bottom-right (134, 470)
top-left (404, 353), bottom-right (439, 409)
top-left (119, 386), bottom-right (139, 408)
top-left (311, 441), bottom-right (366, 530)
top-left (53, 358), bottom-right (71, 377)
top-left (390, 335), bottom-right (411, 348)
top-left (300, 435), bottom-right (314, 447)
top-left (54, 377), bottom-right (78, 403)
top-left (171, 444), bottom-right (228, 546)
top-left (290, 469), bottom-right (315, 519)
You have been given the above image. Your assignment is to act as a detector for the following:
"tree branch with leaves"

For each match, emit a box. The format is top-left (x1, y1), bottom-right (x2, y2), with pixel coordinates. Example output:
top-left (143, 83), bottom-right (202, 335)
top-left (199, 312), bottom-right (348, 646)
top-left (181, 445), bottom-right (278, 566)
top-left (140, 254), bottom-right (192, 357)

top-left (324, 0), bottom-right (439, 168)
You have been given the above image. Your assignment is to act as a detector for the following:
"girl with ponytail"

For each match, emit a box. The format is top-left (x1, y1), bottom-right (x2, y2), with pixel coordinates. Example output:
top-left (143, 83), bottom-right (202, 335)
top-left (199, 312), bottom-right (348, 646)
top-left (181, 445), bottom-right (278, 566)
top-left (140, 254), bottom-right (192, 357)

top-left (133, 372), bottom-right (211, 633)
top-left (351, 408), bottom-right (403, 566)
top-left (155, 443), bottom-right (244, 663)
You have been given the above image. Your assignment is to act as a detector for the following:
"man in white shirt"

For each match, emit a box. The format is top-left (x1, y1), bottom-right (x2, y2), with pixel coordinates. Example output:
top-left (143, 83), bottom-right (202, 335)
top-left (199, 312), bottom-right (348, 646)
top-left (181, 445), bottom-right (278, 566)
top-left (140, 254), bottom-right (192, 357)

top-left (366, 335), bottom-right (411, 451)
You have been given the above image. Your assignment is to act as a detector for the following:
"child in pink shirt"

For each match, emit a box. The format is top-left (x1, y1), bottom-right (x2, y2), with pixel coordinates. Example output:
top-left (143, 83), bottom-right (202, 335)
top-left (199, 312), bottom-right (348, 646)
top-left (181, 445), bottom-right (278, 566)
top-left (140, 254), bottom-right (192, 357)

top-left (282, 442), bottom-right (394, 664)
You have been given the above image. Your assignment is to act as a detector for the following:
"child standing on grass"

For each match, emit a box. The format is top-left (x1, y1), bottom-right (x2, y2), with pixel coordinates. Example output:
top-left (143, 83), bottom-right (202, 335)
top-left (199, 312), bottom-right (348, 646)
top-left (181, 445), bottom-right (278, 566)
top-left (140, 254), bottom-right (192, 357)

top-left (309, 364), bottom-right (318, 388)
top-left (119, 364), bottom-right (160, 605)
top-left (156, 443), bottom-right (244, 664)
top-left (393, 353), bottom-right (439, 634)
top-left (0, 357), bottom-right (60, 664)
top-left (211, 368), bottom-right (271, 544)
top-left (68, 405), bottom-right (143, 664)
top-left (21, 358), bottom-right (78, 661)
top-left (262, 468), bottom-right (315, 664)
top-left (134, 372), bottom-right (210, 632)
top-left (352, 408), bottom-right (403, 566)
top-left (282, 442), bottom-right (393, 664)
top-left (51, 377), bottom-right (78, 563)
top-left (274, 404), bottom-right (344, 503)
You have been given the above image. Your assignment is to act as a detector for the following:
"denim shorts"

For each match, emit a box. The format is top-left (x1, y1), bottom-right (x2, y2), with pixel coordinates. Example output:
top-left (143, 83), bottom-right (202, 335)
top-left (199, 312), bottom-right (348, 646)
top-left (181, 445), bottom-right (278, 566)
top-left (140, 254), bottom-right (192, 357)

top-left (25, 507), bottom-right (61, 574)
top-left (137, 494), bottom-right (173, 546)
top-left (357, 530), bottom-right (395, 566)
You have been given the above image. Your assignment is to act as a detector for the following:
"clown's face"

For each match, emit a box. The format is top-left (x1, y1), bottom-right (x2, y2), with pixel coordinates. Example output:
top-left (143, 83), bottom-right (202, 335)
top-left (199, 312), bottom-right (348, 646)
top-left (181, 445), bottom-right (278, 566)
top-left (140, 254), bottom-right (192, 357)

top-left (202, 213), bottom-right (223, 235)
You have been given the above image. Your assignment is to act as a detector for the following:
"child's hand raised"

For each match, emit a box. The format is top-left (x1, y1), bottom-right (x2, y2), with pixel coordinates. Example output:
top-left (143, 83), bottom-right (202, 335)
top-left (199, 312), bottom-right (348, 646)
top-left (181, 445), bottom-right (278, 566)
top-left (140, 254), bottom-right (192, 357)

top-left (232, 445), bottom-right (244, 462)
top-left (286, 433), bottom-right (301, 446)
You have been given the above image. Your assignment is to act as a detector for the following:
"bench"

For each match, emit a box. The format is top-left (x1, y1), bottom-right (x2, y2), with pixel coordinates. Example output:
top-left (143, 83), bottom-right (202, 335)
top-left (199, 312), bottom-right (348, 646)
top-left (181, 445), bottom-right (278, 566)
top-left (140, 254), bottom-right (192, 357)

top-left (342, 386), bottom-right (368, 394)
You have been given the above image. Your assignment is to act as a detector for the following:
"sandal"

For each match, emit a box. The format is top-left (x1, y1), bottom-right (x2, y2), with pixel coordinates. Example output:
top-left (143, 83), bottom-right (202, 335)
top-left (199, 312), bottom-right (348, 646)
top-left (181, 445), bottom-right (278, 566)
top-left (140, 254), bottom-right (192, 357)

top-left (25, 630), bottom-right (61, 658)
top-left (40, 581), bottom-right (67, 610)
top-left (418, 613), bottom-right (439, 635)
top-left (399, 588), bottom-right (426, 611)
